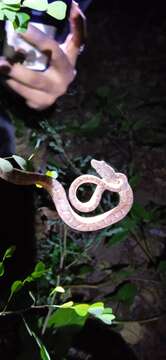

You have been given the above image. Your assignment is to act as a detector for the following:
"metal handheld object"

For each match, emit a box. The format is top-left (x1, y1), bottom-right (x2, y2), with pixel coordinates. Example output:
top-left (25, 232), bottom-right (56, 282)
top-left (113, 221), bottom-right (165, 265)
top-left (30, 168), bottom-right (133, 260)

top-left (4, 21), bottom-right (56, 71)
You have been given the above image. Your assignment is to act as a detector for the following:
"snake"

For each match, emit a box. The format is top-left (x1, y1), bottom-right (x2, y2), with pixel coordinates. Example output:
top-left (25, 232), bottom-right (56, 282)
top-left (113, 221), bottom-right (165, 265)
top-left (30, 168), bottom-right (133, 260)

top-left (0, 159), bottom-right (133, 232)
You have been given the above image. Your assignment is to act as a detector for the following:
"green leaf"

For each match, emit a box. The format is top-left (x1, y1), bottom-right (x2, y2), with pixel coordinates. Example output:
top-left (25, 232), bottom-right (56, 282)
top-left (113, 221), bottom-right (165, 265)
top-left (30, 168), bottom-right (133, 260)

top-left (46, 170), bottom-right (58, 179)
top-left (73, 304), bottom-right (90, 317)
top-left (48, 308), bottom-right (87, 328)
top-left (131, 202), bottom-right (153, 222)
top-left (1, 0), bottom-right (20, 12)
top-left (88, 302), bottom-right (104, 316)
top-left (96, 313), bottom-right (115, 325)
top-left (40, 344), bottom-right (51, 360)
top-left (24, 261), bottom-right (46, 283)
top-left (120, 217), bottom-right (137, 231)
top-left (0, 158), bottom-right (13, 172)
top-left (50, 286), bottom-right (65, 296)
top-left (31, 331), bottom-right (51, 360)
top-left (129, 174), bottom-right (140, 188)
top-left (47, 1), bottom-right (67, 20)
top-left (95, 227), bottom-right (125, 244)
top-left (0, 10), bottom-right (5, 21)
top-left (13, 12), bottom-right (30, 32)
top-left (22, 0), bottom-right (48, 11)
top-left (3, 0), bottom-right (21, 5)
top-left (34, 261), bottom-right (45, 273)
top-left (102, 307), bottom-right (113, 314)
top-left (113, 282), bottom-right (137, 306)
top-left (0, 262), bottom-right (5, 277)
top-left (108, 230), bottom-right (128, 247)
top-left (3, 9), bottom-right (16, 21)
top-left (59, 301), bottom-right (74, 308)
top-left (11, 280), bottom-right (23, 296)
top-left (3, 245), bottom-right (16, 261)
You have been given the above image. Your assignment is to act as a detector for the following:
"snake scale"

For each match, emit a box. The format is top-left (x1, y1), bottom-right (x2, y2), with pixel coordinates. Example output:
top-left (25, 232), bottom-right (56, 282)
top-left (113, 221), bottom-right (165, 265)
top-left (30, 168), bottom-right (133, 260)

top-left (0, 159), bottom-right (133, 232)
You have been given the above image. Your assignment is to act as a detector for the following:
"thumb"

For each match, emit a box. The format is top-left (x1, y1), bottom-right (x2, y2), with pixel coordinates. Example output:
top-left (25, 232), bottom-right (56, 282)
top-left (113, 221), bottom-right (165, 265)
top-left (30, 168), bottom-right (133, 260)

top-left (61, 1), bottom-right (87, 66)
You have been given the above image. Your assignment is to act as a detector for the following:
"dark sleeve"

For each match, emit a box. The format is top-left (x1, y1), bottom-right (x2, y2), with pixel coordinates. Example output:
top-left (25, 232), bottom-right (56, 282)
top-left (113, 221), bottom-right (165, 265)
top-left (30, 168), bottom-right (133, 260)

top-left (78, 0), bottom-right (92, 11)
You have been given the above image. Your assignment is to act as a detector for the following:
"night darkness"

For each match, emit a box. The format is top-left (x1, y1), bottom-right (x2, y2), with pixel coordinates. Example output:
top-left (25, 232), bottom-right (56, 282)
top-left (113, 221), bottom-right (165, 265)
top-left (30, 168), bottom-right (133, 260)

top-left (0, 0), bottom-right (166, 359)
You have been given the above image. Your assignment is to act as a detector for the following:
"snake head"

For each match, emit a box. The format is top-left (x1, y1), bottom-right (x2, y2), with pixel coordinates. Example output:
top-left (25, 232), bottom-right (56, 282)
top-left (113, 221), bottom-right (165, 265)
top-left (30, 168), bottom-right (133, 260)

top-left (91, 159), bottom-right (115, 181)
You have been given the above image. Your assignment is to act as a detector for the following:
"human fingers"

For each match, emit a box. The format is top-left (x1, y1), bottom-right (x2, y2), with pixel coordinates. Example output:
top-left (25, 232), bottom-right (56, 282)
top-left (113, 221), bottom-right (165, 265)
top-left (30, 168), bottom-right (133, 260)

top-left (61, 1), bottom-right (87, 66)
top-left (6, 78), bottom-right (55, 110)
top-left (3, 62), bottom-right (53, 91)
top-left (20, 24), bottom-right (70, 71)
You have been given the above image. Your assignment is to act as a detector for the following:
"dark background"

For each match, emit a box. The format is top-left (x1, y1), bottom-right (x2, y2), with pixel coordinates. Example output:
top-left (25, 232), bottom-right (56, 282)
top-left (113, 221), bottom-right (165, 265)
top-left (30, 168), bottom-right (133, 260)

top-left (0, 1), bottom-right (166, 359)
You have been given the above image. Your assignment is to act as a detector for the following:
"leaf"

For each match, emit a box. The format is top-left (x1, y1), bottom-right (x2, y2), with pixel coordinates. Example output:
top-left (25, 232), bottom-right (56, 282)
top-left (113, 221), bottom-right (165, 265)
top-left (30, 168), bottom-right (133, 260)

top-left (0, 8), bottom-right (4, 21)
top-left (3, 9), bottom-right (16, 21)
top-left (3, 0), bottom-right (21, 4)
top-left (102, 307), bottom-right (114, 314)
top-left (88, 302), bottom-right (104, 316)
top-left (34, 261), bottom-right (45, 273)
top-left (129, 174), bottom-right (140, 188)
top-left (40, 344), bottom-right (51, 360)
top-left (12, 155), bottom-right (27, 169)
top-left (120, 322), bottom-right (143, 345)
top-left (48, 308), bottom-right (87, 328)
top-left (131, 202), bottom-right (153, 222)
top-left (3, 245), bottom-right (16, 260)
top-left (50, 286), bottom-right (65, 296)
top-left (113, 282), bottom-right (137, 306)
top-left (0, 262), bottom-right (5, 277)
top-left (96, 313), bottom-right (115, 325)
top-left (31, 331), bottom-right (51, 360)
top-left (14, 12), bottom-right (30, 32)
top-left (11, 280), bottom-right (23, 295)
top-left (47, 1), bottom-right (67, 20)
top-left (24, 261), bottom-right (46, 283)
top-left (36, 169), bottom-right (58, 188)
top-left (0, 158), bottom-right (13, 172)
top-left (22, 0), bottom-right (48, 11)
top-left (108, 230), bottom-right (128, 247)
top-left (73, 304), bottom-right (90, 317)
top-left (120, 217), bottom-right (137, 231)
top-left (60, 301), bottom-right (74, 308)
top-left (46, 170), bottom-right (58, 179)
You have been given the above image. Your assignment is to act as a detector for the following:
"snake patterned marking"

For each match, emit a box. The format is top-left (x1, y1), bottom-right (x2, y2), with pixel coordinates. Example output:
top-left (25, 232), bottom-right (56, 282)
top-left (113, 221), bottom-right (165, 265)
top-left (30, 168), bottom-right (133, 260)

top-left (0, 159), bottom-right (133, 232)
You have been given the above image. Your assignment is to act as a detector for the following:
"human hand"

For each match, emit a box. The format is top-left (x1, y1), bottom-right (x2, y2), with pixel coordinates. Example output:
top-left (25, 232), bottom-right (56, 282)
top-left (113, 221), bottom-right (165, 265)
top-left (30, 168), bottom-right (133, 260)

top-left (0, 1), bottom-right (86, 110)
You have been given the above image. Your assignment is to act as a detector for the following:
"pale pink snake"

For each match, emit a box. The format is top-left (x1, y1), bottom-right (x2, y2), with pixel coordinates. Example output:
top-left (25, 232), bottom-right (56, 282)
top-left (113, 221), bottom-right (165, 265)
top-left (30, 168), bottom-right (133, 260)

top-left (0, 159), bottom-right (133, 232)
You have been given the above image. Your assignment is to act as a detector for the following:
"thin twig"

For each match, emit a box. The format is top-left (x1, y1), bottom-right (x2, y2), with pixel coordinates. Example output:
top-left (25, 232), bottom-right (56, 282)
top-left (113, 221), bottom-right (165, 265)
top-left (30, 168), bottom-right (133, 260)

top-left (131, 230), bottom-right (155, 264)
top-left (40, 121), bottom-right (82, 176)
top-left (114, 313), bottom-right (166, 325)
top-left (41, 225), bottom-right (67, 335)
top-left (1, 306), bottom-right (165, 325)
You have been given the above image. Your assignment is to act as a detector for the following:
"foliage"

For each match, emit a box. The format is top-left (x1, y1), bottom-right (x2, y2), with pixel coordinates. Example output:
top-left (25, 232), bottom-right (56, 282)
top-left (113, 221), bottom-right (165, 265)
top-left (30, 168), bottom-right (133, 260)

top-left (0, 247), bottom-right (115, 359)
top-left (0, 79), bottom-right (164, 357)
top-left (0, 0), bottom-right (67, 31)
top-left (0, 245), bottom-right (15, 277)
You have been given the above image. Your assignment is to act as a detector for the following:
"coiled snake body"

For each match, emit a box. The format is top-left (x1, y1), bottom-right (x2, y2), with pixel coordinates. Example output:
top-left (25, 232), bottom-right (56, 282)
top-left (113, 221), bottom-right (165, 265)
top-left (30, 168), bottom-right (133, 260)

top-left (0, 159), bottom-right (133, 232)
